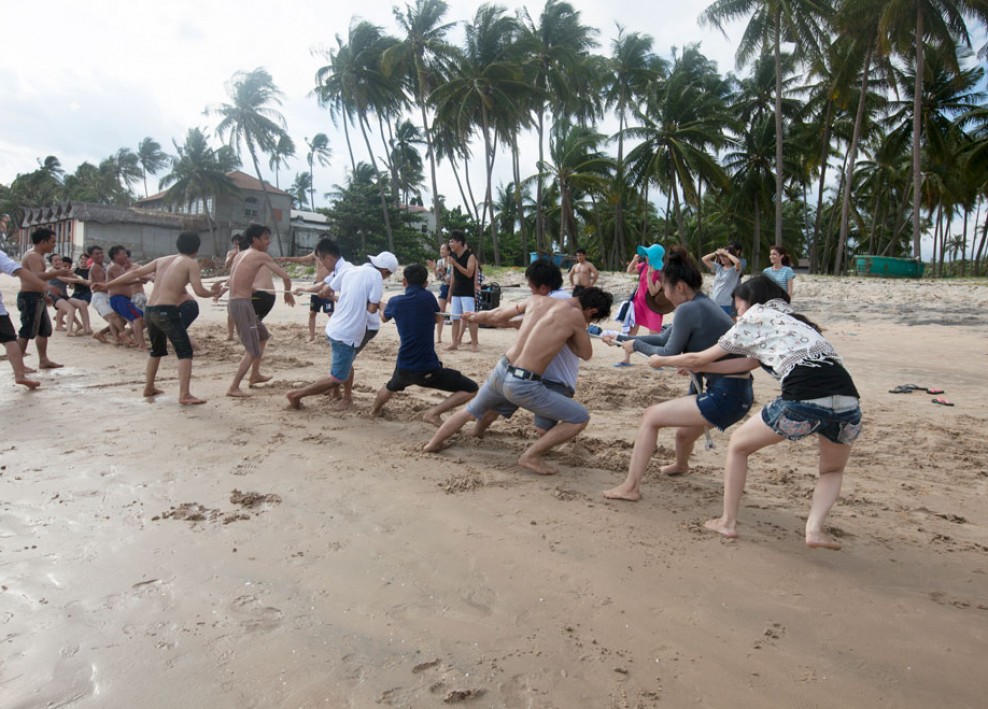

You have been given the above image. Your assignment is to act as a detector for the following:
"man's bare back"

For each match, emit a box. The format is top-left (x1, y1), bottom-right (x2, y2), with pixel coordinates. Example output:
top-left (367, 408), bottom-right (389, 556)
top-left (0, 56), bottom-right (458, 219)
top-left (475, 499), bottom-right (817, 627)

top-left (502, 296), bottom-right (592, 374)
top-left (148, 255), bottom-right (213, 306)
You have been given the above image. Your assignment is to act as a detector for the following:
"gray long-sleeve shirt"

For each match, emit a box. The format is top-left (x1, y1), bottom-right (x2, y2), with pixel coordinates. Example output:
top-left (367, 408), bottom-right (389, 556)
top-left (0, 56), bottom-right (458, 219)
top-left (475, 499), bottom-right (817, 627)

top-left (620, 292), bottom-right (735, 360)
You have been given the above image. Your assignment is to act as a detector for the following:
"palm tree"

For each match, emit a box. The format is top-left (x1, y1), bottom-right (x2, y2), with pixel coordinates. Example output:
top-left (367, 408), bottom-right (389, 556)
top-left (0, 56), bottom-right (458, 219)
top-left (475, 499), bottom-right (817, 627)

top-left (430, 4), bottom-right (526, 265)
top-left (314, 21), bottom-right (402, 251)
top-left (603, 28), bottom-right (664, 263)
top-left (384, 0), bottom-right (458, 243)
top-left (137, 138), bottom-right (169, 198)
top-left (289, 172), bottom-right (313, 209)
top-left (517, 0), bottom-right (598, 254)
top-left (268, 134), bottom-right (296, 189)
top-left (212, 67), bottom-right (291, 253)
top-left (390, 119), bottom-right (426, 208)
top-left (304, 133), bottom-right (333, 210)
top-left (161, 127), bottom-right (241, 250)
top-left (701, 0), bottom-right (832, 247)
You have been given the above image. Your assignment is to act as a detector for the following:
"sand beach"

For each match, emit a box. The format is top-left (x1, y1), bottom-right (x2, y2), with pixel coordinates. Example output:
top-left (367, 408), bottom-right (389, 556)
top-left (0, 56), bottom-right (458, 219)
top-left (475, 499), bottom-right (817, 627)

top-left (1, 271), bottom-right (987, 707)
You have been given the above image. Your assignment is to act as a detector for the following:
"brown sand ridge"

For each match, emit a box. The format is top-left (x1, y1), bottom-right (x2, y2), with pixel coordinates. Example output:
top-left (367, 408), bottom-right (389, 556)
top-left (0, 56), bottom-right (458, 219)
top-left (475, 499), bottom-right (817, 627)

top-left (1, 272), bottom-right (987, 707)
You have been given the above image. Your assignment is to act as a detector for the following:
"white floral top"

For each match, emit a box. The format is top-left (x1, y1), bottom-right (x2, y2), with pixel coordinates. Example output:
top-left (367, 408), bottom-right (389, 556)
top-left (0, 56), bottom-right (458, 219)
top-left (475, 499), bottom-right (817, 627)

top-left (718, 299), bottom-right (841, 383)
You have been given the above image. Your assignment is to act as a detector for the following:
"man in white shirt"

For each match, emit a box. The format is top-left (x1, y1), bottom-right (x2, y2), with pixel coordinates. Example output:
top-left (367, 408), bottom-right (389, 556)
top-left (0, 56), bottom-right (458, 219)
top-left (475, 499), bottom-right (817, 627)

top-left (287, 251), bottom-right (398, 410)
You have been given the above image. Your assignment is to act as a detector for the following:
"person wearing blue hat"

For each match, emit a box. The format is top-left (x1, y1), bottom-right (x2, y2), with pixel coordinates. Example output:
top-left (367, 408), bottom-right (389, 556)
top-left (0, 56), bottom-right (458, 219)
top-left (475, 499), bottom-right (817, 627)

top-left (614, 244), bottom-right (666, 366)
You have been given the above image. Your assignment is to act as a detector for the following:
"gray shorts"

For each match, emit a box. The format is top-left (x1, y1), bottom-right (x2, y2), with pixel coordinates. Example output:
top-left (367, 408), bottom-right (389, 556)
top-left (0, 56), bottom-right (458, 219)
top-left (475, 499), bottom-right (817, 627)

top-left (92, 292), bottom-right (114, 318)
top-left (467, 357), bottom-right (589, 425)
top-left (228, 298), bottom-right (270, 358)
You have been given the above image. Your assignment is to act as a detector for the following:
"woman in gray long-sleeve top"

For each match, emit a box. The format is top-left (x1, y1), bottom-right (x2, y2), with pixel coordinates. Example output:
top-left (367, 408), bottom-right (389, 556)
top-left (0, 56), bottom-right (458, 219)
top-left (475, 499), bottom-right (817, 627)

top-left (602, 247), bottom-right (755, 502)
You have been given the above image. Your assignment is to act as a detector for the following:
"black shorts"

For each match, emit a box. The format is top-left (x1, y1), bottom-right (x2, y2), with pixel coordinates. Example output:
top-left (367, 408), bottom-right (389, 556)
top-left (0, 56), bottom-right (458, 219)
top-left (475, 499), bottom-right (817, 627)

top-left (17, 292), bottom-right (52, 339)
top-left (145, 305), bottom-right (194, 360)
top-left (179, 300), bottom-right (199, 329)
top-left (310, 294), bottom-right (334, 314)
top-left (386, 366), bottom-right (479, 394)
top-left (0, 314), bottom-right (17, 343)
top-left (251, 291), bottom-right (276, 320)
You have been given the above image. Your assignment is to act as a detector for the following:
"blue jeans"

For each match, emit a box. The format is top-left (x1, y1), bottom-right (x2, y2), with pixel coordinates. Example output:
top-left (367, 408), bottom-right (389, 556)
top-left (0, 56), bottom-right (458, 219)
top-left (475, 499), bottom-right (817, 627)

top-left (761, 397), bottom-right (862, 445)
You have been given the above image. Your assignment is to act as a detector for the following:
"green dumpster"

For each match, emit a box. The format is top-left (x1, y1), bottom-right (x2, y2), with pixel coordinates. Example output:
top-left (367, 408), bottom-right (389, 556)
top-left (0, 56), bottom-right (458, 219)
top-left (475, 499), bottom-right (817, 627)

top-left (854, 256), bottom-right (925, 278)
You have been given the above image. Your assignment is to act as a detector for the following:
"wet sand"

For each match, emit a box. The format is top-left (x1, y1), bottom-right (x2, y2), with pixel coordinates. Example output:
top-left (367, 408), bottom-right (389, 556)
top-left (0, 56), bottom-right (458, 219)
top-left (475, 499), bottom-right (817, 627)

top-left (1, 272), bottom-right (987, 707)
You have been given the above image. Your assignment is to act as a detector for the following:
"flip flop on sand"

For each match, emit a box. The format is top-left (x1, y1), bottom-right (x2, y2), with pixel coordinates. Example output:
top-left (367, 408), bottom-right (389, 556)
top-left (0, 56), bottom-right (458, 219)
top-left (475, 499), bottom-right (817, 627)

top-left (889, 385), bottom-right (914, 394)
top-left (613, 361), bottom-right (633, 368)
top-left (926, 387), bottom-right (944, 395)
top-left (932, 397), bottom-right (954, 406)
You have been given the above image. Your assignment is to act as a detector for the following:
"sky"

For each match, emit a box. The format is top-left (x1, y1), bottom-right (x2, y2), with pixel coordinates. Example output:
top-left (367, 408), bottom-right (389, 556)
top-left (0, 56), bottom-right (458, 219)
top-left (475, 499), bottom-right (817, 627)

top-left (1, 0), bottom-right (741, 208)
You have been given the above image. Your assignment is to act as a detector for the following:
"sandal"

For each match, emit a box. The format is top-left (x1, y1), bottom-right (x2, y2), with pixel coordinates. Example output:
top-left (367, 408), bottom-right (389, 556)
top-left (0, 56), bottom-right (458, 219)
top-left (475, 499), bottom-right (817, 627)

top-left (931, 397), bottom-right (954, 406)
top-left (926, 387), bottom-right (944, 395)
top-left (888, 385), bottom-right (914, 394)
top-left (613, 361), bottom-right (633, 368)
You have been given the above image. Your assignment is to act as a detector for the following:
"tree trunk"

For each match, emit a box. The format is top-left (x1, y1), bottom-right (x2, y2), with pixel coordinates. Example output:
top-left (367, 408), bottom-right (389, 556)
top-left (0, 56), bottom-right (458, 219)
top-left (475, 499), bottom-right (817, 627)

top-left (480, 108), bottom-right (500, 266)
top-left (809, 100), bottom-right (835, 273)
top-left (974, 204), bottom-right (988, 276)
top-left (358, 113), bottom-right (395, 252)
top-left (511, 135), bottom-right (529, 262)
top-left (671, 173), bottom-right (686, 245)
top-left (835, 40), bottom-right (875, 277)
top-left (417, 75), bottom-right (443, 246)
top-left (752, 202), bottom-right (761, 270)
top-left (535, 108), bottom-right (546, 255)
top-left (247, 142), bottom-right (286, 256)
top-left (911, 9), bottom-right (925, 258)
top-left (614, 97), bottom-right (626, 260)
top-left (343, 114), bottom-right (357, 174)
top-left (773, 15), bottom-right (785, 247)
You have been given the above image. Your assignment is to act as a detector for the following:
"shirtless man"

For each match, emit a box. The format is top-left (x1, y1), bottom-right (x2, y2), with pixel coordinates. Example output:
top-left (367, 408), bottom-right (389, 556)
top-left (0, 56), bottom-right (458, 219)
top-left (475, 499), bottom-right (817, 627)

top-left (106, 245), bottom-right (147, 350)
top-left (227, 225), bottom-right (295, 397)
top-left (569, 249), bottom-right (598, 290)
top-left (16, 227), bottom-right (69, 369)
top-left (221, 233), bottom-right (245, 340)
top-left (423, 287), bottom-right (613, 475)
top-left (97, 232), bottom-right (221, 404)
top-left (279, 235), bottom-right (336, 342)
top-left (88, 246), bottom-right (131, 345)
top-left (1, 242), bottom-right (59, 388)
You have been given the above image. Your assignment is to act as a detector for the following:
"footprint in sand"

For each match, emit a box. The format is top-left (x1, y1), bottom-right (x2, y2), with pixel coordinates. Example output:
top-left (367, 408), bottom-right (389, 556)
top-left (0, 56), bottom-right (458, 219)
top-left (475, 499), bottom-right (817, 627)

top-left (229, 594), bottom-right (284, 631)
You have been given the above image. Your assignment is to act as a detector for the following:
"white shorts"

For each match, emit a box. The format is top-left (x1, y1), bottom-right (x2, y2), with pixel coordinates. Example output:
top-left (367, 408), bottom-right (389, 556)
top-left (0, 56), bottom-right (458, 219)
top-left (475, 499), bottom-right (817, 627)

top-left (449, 295), bottom-right (476, 321)
top-left (92, 292), bottom-right (114, 318)
top-left (131, 293), bottom-right (149, 310)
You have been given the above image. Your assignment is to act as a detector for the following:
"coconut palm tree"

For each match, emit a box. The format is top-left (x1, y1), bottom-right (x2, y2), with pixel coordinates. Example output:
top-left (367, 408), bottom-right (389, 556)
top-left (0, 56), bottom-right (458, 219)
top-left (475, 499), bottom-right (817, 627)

top-left (268, 134), bottom-right (296, 189)
top-left (304, 133), bottom-right (333, 210)
top-left (390, 119), bottom-right (426, 208)
top-left (137, 137), bottom-right (169, 198)
top-left (383, 0), bottom-right (458, 243)
top-left (161, 127), bottom-right (241, 250)
top-left (289, 172), bottom-right (313, 209)
top-left (603, 28), bottom-right (664, 261)
top-left (212, 67), bottom-right (291, 253)
top-left (878, 0), bottom-right (988, 258)
top-left (701, 0), bottom-right (833, 247)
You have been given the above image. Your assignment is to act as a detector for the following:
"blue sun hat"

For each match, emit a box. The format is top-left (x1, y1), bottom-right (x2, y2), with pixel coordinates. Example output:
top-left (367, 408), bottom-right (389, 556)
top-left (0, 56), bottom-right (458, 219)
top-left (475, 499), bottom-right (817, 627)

top-left (636, 243), bottom-right (666, 270)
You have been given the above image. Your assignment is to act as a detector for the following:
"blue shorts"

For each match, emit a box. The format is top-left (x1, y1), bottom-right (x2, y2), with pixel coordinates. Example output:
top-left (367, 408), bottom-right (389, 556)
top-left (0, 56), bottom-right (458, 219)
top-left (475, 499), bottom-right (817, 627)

top-left (719, 304), bottom-right (734, 317)
top-left (761, 397), bottom-right (862, 445)
top-left (439, 283), bottom-right (450, 301)
top-left (110, 295), bottom-right (143, 322)
top-left (328, 337), bottom-right (357, 383)
top-left (694, 376), bottom-right (754, 430)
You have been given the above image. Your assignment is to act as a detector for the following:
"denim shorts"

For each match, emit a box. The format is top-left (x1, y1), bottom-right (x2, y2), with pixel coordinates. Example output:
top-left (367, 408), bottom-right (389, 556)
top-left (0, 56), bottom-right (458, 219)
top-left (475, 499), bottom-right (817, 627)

top-left (328, 337), bottom-right (358, 382)
top-left (761, 397), bottom-right (862, 445)
top-left (695, 376), bottom-right (753, 430)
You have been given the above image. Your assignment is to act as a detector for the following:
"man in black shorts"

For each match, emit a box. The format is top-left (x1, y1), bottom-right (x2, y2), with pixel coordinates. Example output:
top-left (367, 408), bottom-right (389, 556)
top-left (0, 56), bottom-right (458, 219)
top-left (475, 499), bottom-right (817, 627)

top-left (371, 264), bottom-right (478, 425)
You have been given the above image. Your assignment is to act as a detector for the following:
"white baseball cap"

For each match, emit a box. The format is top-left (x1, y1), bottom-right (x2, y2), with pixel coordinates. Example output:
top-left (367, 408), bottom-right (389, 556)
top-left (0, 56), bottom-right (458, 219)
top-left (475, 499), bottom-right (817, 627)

top-left (368, 251), bottom-right (399, 274)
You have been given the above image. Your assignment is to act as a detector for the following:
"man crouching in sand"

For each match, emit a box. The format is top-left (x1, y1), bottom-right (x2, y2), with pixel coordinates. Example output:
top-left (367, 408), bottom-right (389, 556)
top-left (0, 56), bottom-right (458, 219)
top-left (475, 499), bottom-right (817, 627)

top-left (424, 287), bottom-right (612, 475)
top-left (98, 231), bottom-right (221, 404)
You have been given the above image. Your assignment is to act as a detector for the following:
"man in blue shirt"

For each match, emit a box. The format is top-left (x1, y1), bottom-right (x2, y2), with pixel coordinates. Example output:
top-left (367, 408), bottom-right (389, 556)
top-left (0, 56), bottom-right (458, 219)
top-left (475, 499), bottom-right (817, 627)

top-left (371, 264), bottom-right (478, 425)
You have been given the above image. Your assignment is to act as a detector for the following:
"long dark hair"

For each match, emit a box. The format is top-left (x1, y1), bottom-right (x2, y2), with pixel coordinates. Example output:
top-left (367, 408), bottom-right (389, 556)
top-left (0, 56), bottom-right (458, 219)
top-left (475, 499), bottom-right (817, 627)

top-left (733, 275), bottom-right (821, 333)
top-left (663, 245), bottom-right (703, 290)
top-left (770, 245), bottom-right (792, 266)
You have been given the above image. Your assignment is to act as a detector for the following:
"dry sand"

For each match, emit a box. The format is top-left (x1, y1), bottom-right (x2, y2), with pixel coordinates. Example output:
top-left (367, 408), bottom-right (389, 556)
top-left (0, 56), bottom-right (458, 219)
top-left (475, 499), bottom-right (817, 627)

top-left (1, 271), bottom-right (987, 708)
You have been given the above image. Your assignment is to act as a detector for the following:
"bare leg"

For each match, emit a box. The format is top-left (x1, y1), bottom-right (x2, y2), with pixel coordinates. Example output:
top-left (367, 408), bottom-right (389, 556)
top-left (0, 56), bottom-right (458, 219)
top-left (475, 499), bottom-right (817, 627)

top-left (177, 358), bottom-right (205, 405)
top-left (704, 415), bottom-right (782, 539)
top-left (423, 390), bottom-right (475, 426)
top-left (70, 299), bottom-right (91, 333)
top-left (518, 420), bottom-right (588, 475)
top-left (55, 300), bottom-right (74, 333)
top-left (3, 341), bottom-right (40, 389)
top-left (473, 409), bottom-right (500, 438)
top-left (424, 407), bottom-right (476, 452)
top-left (604, 397), bottom-right (706, 500)
top-left (446, 319), bottom-right (462, 351)
top-left (370, 385), bottom-right (393, 417)
top-left (35, 336), bottom-right (62, 369)
top-left (805, 437), bottom-right (851, 550)
top-left (132, 318), bottom-right (147, 350)
top-left (660, 425), bottom-right (705, 476)
top-left (337, 366), bottom-right (355, 408)
top-left (226, 313), bottom-right (236, 340)
top-left (286, 375), bottom-right (343, 410)
top-left (308, 311), bottom-right (316, 342)
top-left (435, 299), bottom-right (447, 342)
top-left (249, 339), bottom-right (271, 385)
top-left (144, 356), bottom-right (164, 398)
top-left (467, 321), bottom-right (479, 352)
top-left (227, 351), bottom-right (255, 397)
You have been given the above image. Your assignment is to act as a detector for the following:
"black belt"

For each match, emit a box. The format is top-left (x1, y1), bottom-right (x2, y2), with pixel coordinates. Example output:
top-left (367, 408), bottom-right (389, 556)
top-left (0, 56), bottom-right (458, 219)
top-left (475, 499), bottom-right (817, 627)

top-left (505, 362), bottom-right (542, 382)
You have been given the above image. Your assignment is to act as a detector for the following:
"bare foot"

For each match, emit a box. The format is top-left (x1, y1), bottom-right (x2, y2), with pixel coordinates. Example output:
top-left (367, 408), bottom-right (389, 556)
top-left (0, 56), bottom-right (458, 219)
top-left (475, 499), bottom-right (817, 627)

top-left (602, 484), bottom-right (640, 501)
top-left (55, 326), bottom-right (66, 332)
top-left (144, 387), bottom-right (165, 398)
top-left (15, 377), bottom-right (41, 390)
top-left (422, 411), bottom-right (442, 427)
top-left (39, 360), bottom-right (63, 369)
top-left (180, 395), bottom-right (207, 405)
top-left (66, 330), bottom-right (77, 337)
top-left (23, 365), bottom-right (37, 374)
top-left (93, 331), bottom-right (109, 343)
top-left (226, 388), bottom-right (251, 398)
top-left (83, 328), bottom-right (93, 335)
top-left (445, 344), bottom-right (459, 352)
top-left (703, 517), bottom-right (738, 539)
top-left (470, 343), bottom-right (478, 353)
top-left (518, 454), bottom-right (557, 476)
top-left (423, 440), bottom-right (451, 453)
top-left (806, 530), bottom-right (841, 550)
top-left (286, 391), bottom-right (304, 409)
top-left (249, 373), bottom-right (272, 386)
top-left (225, 335), bottom-right (235, 341)
top-left (332, 398), bottom-right (353, 411)
top-left (660, 463), bottom-right (689, 476)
